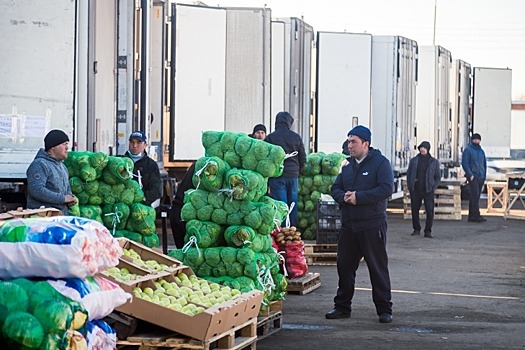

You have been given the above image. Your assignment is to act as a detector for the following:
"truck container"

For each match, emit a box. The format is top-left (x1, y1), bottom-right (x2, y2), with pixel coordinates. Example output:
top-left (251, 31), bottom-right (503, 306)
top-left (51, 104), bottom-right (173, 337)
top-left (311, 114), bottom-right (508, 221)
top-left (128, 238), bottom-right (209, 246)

top-left (450, 59), bottom-right (473, 167)
top-left (163, 4), bottom-right (272, 168)
top-left (370, 36), bottom-right (418, 197)
top-left (0, 0), bottom-right (87, 180)
top-left (415, 45), bottom-right (453, 167)
top-left (315, 32), bottom-right (372, 153)
top-left (472, 67), bottom-right (512, 158)
top-left (271, 17), bottom-right (315, 152)
top-left (315, 32), bottom-right (418, 198)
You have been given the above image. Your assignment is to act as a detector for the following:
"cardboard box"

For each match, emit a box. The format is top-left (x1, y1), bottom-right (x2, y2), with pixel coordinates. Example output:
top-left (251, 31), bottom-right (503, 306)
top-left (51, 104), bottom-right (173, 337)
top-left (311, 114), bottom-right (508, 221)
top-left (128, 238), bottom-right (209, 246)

top-left (99, 259), bottom-right (171, 288)
top-left (0, 207), bottom-right (62, 221)
top-left (115, 273), bottom-right (263, 341)
top-left (117, 238), bottom-right (183, 273)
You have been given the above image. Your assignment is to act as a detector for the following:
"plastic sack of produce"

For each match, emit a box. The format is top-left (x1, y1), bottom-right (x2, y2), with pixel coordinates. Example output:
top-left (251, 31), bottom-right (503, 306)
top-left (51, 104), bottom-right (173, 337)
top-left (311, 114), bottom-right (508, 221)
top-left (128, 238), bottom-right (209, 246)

top-left (280, 241), bottom-right (308, 279)
top-left (225, 168), bottom-right (268, 201)
top-left (86, 319), bottom-right (117, 350)
top-left (184, 219), bottom-right (225, 248)
top-left (202, 131), bottom-right (286, 178)
top-left (48, 276), bottom-right (131, 321)
top-left (192, 156), bottom-right (231, 192)
top-left (0, 216), bottom-right (122, 279)
top-left (0, 278), bottom-right (89, 349)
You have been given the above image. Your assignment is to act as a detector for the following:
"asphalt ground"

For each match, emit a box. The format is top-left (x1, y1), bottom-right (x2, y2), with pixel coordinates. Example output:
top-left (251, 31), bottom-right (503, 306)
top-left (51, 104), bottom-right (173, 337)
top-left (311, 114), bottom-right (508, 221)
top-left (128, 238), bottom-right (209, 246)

top-left (256, 200), bottom-right (525, 350)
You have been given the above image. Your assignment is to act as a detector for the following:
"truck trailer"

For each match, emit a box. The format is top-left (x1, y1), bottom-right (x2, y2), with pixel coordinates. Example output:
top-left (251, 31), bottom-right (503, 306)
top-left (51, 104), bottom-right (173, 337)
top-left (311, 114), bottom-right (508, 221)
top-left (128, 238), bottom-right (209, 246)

top-left (471, 67), bottom-right (512, 158)
top-left (315, 32), bottom-right (419, 198)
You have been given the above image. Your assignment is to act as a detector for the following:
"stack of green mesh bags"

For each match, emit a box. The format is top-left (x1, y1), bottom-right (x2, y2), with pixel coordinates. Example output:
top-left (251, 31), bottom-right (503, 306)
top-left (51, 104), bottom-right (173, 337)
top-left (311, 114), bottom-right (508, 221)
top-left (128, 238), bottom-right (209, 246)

top-left (64, 151), bottom-right (159, 248)
top-left (297, 152), bottom-right (347, 239)
top-left (168, 131), bottom-right (289, 308)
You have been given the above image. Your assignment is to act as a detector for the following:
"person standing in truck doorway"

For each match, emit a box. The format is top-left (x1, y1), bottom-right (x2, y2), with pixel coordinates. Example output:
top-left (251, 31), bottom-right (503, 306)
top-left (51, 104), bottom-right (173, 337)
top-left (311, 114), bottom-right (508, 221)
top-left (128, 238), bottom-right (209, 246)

top-left (26, 129), bottom-right (78, 215)
top-left (265, 111), bottom-right (306, 227)
top-left (407, 141), bottom-right (441, 238)
top-left (462, 133), bottom-right (487, 222)
top-left (125, 131), bottom-right (162, 208)
top-left (325, 125), bottom-right (394, 324)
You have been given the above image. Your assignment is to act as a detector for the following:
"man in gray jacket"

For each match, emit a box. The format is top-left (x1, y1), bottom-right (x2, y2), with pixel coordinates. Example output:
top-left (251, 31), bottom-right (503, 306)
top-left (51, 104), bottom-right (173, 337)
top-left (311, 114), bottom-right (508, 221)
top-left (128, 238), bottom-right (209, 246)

top-left (407, 141), bottom-right (441, 238)
top-left (26, 129), bottom-right (77, 215)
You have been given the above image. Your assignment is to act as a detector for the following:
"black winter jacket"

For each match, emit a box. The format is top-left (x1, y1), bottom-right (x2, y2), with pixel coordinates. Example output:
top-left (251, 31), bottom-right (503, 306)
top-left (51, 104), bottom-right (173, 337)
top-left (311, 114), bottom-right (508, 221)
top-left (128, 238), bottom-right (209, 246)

top-left (331, 148), bottom-right (394, 231)
top-left (265, 112), bottom-right (306, 178)
top-left (124, 151), bottom-right (162, 205)
top-left (406, 154), bottom-right (441, 193)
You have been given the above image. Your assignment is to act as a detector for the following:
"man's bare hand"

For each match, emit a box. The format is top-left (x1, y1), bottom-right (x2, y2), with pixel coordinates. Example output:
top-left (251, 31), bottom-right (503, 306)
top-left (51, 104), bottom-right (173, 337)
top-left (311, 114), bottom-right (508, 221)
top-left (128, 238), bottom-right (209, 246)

top-left (65, 194), bottom-right (78, 207)
top-left (344, 191), bottom-right (356, 205)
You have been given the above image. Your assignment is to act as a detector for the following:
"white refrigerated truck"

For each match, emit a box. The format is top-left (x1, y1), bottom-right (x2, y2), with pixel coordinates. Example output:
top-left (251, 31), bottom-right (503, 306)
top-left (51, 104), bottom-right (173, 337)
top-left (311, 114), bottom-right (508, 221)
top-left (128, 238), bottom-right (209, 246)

top-left (315, 32), bottom-right (418, 198)
top-left (271, 17), bottom-right (315, 152)
top-left (471, 67), bottom-right (512, 158)
top-left (415, 45), bottom-right (453, 168)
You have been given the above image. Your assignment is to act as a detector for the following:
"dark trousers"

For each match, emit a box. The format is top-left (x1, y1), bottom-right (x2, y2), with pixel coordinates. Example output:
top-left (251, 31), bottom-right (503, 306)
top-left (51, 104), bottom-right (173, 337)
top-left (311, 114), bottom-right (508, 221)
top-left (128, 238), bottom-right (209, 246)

top-left (169, 204), bottom-right (186, 249)
top-left (410, 189), bottom-right (435, 233)
top-left (268, 177), bottom-right (299, 227)
top-left (468, 177), bottom-right (485, 219)
top-left (334, 220), bottom-right (392, 315)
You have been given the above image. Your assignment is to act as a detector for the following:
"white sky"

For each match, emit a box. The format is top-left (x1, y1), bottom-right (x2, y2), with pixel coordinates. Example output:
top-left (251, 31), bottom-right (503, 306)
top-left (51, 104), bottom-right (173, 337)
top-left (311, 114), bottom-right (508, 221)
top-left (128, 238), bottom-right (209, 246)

top-left (215, 0), bottom-right (525, 100)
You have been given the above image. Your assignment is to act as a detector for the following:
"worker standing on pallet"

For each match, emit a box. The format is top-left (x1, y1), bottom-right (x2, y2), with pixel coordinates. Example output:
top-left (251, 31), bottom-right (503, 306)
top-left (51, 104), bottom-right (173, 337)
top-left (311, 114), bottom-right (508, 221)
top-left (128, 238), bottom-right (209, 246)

top-left (325, 125), bottom-right (394, 324)
top-left (407, 141), bottom-right (441, 238)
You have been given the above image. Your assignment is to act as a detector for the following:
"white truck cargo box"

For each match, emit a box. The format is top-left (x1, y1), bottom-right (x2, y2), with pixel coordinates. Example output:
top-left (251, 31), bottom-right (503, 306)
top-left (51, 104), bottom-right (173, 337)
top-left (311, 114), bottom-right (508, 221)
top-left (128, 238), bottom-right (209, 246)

top-left (315, 32), bottom-right (372, 153)
top-left (472, 67), bottom-right (512, 158)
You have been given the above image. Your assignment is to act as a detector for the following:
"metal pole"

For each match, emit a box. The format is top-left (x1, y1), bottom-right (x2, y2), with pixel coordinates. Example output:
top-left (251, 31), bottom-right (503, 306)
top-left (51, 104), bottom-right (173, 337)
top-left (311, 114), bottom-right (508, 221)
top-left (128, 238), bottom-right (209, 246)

top-left (433, 0), bottom-right (437, 46)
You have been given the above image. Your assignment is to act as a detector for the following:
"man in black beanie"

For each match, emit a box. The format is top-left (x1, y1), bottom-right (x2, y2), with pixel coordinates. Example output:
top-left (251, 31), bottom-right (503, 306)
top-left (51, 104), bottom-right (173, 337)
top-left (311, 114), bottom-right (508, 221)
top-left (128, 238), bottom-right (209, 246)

top-left (407, 141), bottom-right (441, 238)
top-left (462, 133), bottom-right (487, 222)
top-left (250, 124), bottom-right (267, 140)
top-left (26, 129), bottom-right (77, 214)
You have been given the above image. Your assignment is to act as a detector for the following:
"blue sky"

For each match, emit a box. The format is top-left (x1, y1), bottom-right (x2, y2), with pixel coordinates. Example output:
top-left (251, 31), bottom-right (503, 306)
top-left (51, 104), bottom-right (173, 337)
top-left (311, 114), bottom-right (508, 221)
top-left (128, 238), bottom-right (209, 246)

top-left (216, 0), bottom-right (525, 100)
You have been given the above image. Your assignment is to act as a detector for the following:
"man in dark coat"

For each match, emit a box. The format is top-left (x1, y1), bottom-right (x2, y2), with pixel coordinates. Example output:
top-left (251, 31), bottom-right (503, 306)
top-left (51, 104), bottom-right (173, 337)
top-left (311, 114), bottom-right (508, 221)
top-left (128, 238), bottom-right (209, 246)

top-left (461, 133), bottom-right (487, 222)
top-left (325, 125), bottom-right (394, 324)
top-left (407, 141), bottom-right (441, 238)
top-left (265, 111), bottom-right (307, 227)
top-left (124, 131), bottom-right (162, 207)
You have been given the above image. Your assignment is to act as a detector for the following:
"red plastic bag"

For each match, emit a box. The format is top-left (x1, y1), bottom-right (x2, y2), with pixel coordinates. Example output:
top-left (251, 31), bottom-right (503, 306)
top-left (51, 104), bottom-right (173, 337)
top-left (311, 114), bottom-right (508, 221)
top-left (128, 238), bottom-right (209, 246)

top-left (280, 241), bottom-right (308, 279)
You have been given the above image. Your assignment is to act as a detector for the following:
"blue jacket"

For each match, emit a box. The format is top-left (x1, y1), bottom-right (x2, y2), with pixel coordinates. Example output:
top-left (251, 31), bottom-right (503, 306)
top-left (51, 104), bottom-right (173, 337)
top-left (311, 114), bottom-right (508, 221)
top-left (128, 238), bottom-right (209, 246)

top-left (331, 148), bottom-right (394, 231)
top-left (406, 154), bottom-right (441, 193)
top-left (461, 143), bottom-right (487, 179)
top-left (26, 148), bottom-right (73, 214)
top-left (265, 112), bottom-right (307, 178)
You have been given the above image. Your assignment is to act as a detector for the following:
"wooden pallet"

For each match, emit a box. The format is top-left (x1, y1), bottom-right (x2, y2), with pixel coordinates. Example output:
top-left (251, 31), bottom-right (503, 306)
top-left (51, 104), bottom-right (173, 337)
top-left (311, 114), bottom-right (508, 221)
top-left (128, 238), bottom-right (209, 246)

top-left (402, 180), bottom-right (462, 220)
top-left (116, 318), bottom-right (257, 350)
top-left (257, 310), bottom-right (283, 342)
top-left (287, 272), bottom-right (321, 295)
top-left (304, 243), bottom-right (337, 254)
top-left (258, 300), bottom-right (283, 317)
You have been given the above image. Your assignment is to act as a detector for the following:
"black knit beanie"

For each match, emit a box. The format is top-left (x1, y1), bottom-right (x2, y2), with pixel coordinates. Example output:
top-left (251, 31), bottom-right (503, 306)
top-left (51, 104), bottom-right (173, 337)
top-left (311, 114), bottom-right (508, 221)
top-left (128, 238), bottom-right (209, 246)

top-left (44, 130), bottom-right (69, 151)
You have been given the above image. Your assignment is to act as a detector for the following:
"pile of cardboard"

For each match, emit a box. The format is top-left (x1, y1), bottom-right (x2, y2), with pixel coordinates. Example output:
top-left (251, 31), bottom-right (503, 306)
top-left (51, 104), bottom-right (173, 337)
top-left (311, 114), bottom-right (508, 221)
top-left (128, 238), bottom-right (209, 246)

top-left (0, 206), bottom-right (61, 222)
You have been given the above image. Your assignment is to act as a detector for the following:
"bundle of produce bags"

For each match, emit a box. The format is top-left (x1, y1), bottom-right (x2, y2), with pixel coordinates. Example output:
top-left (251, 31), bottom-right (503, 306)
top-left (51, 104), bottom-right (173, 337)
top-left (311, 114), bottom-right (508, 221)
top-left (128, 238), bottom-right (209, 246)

top-left (0, 278), bottom-right (97, 349)
top-left (0, 216), bottom-right (121, 279)
top-left (297, 152), bottom-right (346, 239)
top-left (170, 131), bottom-right (290, 308)
top-left (64, 151), bottom-right (159, 248)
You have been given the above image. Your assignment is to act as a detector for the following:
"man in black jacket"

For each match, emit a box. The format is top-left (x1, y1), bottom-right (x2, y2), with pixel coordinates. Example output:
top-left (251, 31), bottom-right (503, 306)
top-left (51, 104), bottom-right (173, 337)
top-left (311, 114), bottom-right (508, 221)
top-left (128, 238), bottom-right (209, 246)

top-left (265, 111), bottom-right (306, 227)
top-left (125, 131), bottom-right (162, 207)
top-left (407, 141), bottom-right (441, 238)
top-left (325, 125), bottom-right (394, 324)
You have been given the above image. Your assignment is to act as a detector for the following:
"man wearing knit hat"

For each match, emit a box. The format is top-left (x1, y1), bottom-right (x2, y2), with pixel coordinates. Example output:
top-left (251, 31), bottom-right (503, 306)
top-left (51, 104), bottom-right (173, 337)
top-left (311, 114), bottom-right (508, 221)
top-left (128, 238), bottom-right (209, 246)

top-left (326, 125), bottom-right (394, 324)
top-left (124, 131), bottom-right (162, 207)
top-left (407, 141), bottom-right (441, 238)
top-left (26, 129), bottom-right (77, 214)
top-left (462, 133), bottom-right (487, 222)
top-left (250, 124), bottom-right (267, 140)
